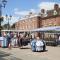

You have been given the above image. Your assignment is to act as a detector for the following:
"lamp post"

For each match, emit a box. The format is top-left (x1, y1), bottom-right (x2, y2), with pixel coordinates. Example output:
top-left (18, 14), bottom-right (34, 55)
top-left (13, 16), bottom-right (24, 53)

top-left (0, 0), bottom-right (7, 36)
top-left (6, 14), bottom-right (12, 30)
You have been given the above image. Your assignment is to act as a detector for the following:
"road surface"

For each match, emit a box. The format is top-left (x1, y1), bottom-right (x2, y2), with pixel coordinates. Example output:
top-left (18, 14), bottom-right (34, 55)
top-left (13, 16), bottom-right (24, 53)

top-left (0, 46), bottom-right (60, 60)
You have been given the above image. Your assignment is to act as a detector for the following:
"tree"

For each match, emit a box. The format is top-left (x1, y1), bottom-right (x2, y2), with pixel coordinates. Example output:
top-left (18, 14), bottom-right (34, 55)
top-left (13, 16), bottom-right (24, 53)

top-left (2, 24), bottom-right (9, 29)
top-left (11, 23), bottom-right (15, 29)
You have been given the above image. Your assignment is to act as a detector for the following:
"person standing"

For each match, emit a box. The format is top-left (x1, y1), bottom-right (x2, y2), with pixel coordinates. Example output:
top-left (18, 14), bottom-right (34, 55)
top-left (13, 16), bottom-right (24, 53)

top-left (36, 37), bottom-right (44, 52)
top-left (31, 38), bottom-right (36, 52)
top-left (17, 33), bottom-right (21, 47)
top-left (7, 33), bottom-right (11, 49)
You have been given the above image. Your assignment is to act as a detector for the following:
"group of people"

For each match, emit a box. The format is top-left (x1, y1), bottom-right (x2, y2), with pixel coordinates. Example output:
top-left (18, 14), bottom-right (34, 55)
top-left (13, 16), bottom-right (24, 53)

top-left (16, 33), bottom-right (30, 48)
top-left (2, 32), bottom-right (30, 49)
top-left (1, 32), bottom-right (46, 52)
top-left (31, 37), bottom-right (46, 52)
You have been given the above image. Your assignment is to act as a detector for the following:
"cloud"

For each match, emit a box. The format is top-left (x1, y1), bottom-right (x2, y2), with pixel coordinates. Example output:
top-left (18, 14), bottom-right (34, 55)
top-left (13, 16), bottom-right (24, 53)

top-left (14, 2), bottom-right (60, 17)
top-left (14, 8), bottom-right (28, 16)
top-left (14, 8), bottom-right (36, 16)
top-left (14, 8), bottom-right (19, 12)
top-left (3, 2), bottom-right (60, 25)
top-left (14, 10), bottom-right (29, 16)
top-left (3, 8), bottom-right (36, 25)
top-left (30, 9), bottom-right (36, 13)
top-left (38, 2), bottom-right (60, 10)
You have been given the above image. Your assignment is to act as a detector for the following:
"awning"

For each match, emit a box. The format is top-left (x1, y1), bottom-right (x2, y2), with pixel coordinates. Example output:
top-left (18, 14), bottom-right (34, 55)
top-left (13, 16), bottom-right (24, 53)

top-left (32, 26), bottom-right (60, 32)
top-left (54, 26), bottom-right (60, 31)
top-left (1, 30), bottom-right (31, 32)
top-left (1, 26), bottom-right (60, 33)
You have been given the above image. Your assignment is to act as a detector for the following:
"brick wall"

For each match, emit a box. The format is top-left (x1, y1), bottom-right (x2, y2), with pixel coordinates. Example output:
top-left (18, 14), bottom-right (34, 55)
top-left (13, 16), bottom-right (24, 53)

top-left (15, 16), bottom-right (40, 30)
top-left (15, 15), bottom-right (60, 38)
top-left (41, 16), bottom-right (60, 27)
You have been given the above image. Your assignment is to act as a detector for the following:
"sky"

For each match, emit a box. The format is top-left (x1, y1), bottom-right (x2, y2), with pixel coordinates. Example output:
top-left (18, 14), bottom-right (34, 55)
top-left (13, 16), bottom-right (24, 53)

top-left (1, 0), bottom-right (60, 25)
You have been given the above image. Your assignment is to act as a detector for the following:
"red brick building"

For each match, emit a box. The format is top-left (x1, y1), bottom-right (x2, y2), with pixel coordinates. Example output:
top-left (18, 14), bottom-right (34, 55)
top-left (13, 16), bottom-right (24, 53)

top-left (15, 15), bottom-right (40, 30)
top-left (15, 15), bottom-right (60, 31)
top-left (41, 15), bottom-right (60, 27)
top-left (14, 4), bottom-right (60, 39)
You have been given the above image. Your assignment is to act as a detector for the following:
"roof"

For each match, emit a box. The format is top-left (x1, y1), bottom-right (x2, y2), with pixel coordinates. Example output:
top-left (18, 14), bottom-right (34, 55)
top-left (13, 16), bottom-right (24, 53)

top-left (1, 29), bottom-right (31, 32)
top-left (32, 26), bottom-right (60, 32)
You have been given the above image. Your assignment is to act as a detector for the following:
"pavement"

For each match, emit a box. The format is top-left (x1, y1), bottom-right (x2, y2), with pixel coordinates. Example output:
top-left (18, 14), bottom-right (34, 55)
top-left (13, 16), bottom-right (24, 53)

top-left (0, 45), bottom-right (60, 60)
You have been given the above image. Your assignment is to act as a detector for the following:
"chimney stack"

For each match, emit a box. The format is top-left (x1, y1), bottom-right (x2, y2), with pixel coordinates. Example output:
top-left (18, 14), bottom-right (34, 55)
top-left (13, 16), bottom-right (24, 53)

top-left (54, 4), bottom-right (59, 11)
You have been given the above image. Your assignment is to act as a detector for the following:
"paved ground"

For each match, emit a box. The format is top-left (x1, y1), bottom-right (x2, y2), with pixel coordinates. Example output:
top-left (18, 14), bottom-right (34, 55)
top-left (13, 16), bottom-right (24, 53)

top-left (0, 45), bottom-right (60, 60)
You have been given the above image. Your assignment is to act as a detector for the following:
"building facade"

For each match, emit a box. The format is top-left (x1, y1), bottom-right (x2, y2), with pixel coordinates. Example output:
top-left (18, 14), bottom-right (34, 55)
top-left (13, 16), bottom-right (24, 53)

top-left (15, 15), bottom-right (60, 31)
top-left (15, 15), bottom-right (40, 30)
top-left (41, 15), bottom-right (60, 27)
top-left (14, 4), bottom-right (60, 39)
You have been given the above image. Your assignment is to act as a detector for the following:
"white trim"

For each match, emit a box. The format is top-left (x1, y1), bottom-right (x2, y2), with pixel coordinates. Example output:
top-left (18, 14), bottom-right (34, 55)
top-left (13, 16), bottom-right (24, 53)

top-left (32, 26), bottom-right (60, 32)
top-left (1, 26), bottom-right (60, 32)
top-left (1, 29), bottom-right (32, 32)
top-left (19, 14), bottom-right (40, 21)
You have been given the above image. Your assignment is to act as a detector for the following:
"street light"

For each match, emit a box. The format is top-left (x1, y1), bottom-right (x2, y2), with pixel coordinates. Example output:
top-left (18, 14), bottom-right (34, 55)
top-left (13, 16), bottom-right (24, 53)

top-left (6, 14), bottom-right (12, 30)
top-left (0, 0), bottom-right (7, 36)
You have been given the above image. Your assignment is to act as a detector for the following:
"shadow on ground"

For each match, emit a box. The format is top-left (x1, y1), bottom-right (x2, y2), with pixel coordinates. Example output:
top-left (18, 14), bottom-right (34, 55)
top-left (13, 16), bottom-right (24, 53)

top-left (10, 56), bottom-right (22, 60)
top-left (0, 51), bottom-right (10, 60)
top-left (0, 51), bottom-right (22, 60)
top-left (20, 47), bottom-right (31, 49)
top-left (0, 51), bottom-right (10, 57)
